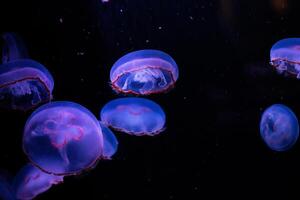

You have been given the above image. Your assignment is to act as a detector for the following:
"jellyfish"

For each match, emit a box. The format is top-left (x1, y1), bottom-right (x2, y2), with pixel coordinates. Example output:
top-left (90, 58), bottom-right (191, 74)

top-left (0, 174), bottom-right (14, 200)
top-left (110, 49), bottom-right (179, 95)
top-left (23, 101), bottom-right (104, 175)
top-left (99, 122), bottom-right (118, 159)
top-left (270, 38), bottom-right (300, 78)
top-left (100, 97), bottom-right (166, 136)
top-left (0, 32), bottom-right (54, 111)
top-left (12, 164), bottom-right (63, 200)
top-left (260, 104), bottom-right (299, 151)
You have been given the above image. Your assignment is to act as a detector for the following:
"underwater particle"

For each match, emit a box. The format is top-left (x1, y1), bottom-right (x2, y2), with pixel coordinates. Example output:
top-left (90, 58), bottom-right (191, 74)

top-left (100, 97), bottom-right (166, 136)
top-left (23, 101), bottom-right (104, 175)
top-left (99, 122), bottom-right (118, 159)
top-left (12, 164), bottom-right (63, 200)
top-left (270, 38), bottom-right (300, 78)
top-left (0, 32), bottom-right (54, 111)
top-left (110, 49), bottom-right (179, 95)
top-left (260, 104), bottom-right (299, 151)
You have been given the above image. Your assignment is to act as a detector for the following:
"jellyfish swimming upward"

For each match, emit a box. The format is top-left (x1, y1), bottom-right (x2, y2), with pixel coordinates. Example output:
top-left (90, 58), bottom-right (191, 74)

top-left (12, 164), bottom-right (63, 200)
top-left (270, 38), bottom-right (300, 78)
top-left (260, 104), bottom-right (299, 151)
top-left (0, 32), bottom-right (54, 111)
top-left (100, 97), bottom-right (166, 136)
top-left (23, 101), bottom-right (104, 175)
top-left (110, 49), bottom-right (179, 95)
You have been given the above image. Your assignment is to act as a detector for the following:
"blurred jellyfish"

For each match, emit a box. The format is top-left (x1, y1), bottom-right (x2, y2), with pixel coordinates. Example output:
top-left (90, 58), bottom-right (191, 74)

top-left (270, 38), bottom-right (300, 78)
top-left (0, 32), bottom-right (54, 111)
top-left (110, 49), bottom-right (179, 95)
top-left (23, 101), bottom-right (104, 175)
top-left (0, 173), bottom-right (14, 200)
top-left (12, 164), bottom-right (63, 200)
top-left (100, 97), bottom-right (166, 136)
top-left (260, 104), bottom-right (299, 151)
top-left (99, 122), bottom-right (118, 159)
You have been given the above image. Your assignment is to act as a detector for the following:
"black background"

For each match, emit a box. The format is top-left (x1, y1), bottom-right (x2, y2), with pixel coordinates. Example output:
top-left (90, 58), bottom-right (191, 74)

top-left (1, 0), bottom-right (300, 199)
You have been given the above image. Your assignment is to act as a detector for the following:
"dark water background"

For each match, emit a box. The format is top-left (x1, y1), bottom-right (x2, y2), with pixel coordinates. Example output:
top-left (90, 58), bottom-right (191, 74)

top-left (1, 0), bottom-right (300, 199)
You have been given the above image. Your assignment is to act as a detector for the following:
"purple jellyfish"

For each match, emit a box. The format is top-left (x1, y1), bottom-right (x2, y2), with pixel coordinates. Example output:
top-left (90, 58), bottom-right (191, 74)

top-left (270, 38), bottom-right (300, 78)
top-left (23, 101), bottom-right (104, 175)
top-left (12, 164), bottom-right (63, 200)
top-left (0, 32), bottom-right (54, 111)
top-left (110, 49), bottom-right (179, 95)
top-left (99, 122), bottom-right (118, 159)
top-left (100, 97), bottom-right (166, 136)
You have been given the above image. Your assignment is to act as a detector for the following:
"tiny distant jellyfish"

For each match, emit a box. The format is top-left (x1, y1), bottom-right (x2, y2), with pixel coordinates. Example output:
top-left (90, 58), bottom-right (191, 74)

top-left (270, 38), bottom-right (300, 78)
top-left (260, 104), bottom-right (299, 151)
top-left (100, 97), bottom-right (166, 136)
top-left (99, 121), bottom-right (118, 159)
top-left (0, 32), bottom-right (54, 111)
top-left (23, 101), bottom-right (104, 175)
top-left (110, 49), bottom-right (179, 95)
top-left (12, 164), bottom-right (63, 200)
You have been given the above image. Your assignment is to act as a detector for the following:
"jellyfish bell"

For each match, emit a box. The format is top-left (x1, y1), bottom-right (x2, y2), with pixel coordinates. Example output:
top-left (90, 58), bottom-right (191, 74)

top-left (110, 49), bottom-right (179, 95)
top-left (0, 32), bottom-right (54, 111)
top-left (99, 121), bottom-right (118, 159)
top-left (270, 38), bottom-right (300, 79)
top-left (12, 164), bottom-right (63, 200)
top-left (100, 97), bottom-right (166, 136)
top-left (260, 104), bottom-right (299, 151)
top-left (23, 101), bottom-right (104, 176)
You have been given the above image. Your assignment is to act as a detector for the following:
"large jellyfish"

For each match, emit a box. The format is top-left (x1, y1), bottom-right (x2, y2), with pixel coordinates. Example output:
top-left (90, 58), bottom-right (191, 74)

top-left (100, 97), bottom-right (166, 136)
top-left (0, 32), bottom-right (54, 111)
top-left (270, 38), bottom-right (300, 78)
top-left (99, 122), bottom-right (118, 159)
top-left (110, 49), bottom-right (179, 95)
top-left (12, 164), bottom-right (63, 200)
top-left (260, 104), bottom-right (299, 151)
top-left (23, 101), bottom-right (104, 175)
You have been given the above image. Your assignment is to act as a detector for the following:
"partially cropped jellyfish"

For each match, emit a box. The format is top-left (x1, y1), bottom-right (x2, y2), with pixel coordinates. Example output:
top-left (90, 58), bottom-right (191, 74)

top-left (99, 122), bottom-right (118, 159)
top-left (110, 49), bottom-right (179, 95)
top-left (0, 32), bottom-right (54, 111)
top-left (12, 164), bottom-right (63, 200)
top-left (0, 174), bottom-right (14, 200)
top-left (270, 38), bottom-right (300, 78)
top-left (23, 101), bottom-right (104, 175)
top-left (260, 104), bottom-right (299, 151)
top-left (100, 97), bottom-right (166, 136)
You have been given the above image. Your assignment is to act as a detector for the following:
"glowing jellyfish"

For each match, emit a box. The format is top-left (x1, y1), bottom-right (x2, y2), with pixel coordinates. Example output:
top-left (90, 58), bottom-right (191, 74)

top-left (110, 49), bottom-right (179, 95)
top-left (23, 101), bottom-right (104, 175)
top-left (0, 32), bottom-right (54, 111)
top-left (100, 97), bottom-right (166, 136)
top-left (270, 38), bottom-right (300, 78)
top-left (260, 104), bottom-right (299, 151)
top-left (99, 122), bottom-right (118, 159)
top-left (12, 164), bottom-right (63, 200)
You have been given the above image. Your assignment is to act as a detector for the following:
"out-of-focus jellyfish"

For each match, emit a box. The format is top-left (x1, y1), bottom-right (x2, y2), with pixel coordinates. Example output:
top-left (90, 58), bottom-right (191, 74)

top-left (99, 122), bottom-right (118, 159)
top-left (260, 104), bottom-right (299, 151)
top-left (100, 97), bottom-right (166, 136)
top-left (0, 174), bottom-right (14, 200)
top-left (0, 32), bottom-right (54, 111)
top-left (110, 49), bottom-right (179, 95)
top-left (12, 164), bottom-right (63, 200)
top-left (270, 38), bottom-right (300, 78)
top-left (23, 101), bottom-right (104, 175)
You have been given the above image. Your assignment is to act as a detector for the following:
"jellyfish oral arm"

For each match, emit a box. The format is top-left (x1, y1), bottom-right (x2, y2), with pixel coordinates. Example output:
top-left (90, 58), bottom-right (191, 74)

top-left (2, 33), bottom-right (28, 63)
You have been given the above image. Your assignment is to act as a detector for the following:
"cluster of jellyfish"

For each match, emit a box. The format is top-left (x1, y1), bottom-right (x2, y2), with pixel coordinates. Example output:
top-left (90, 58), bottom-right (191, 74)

top-left (0, 32), bottom-right (179, 199)
top-left (259, 38), bottom-right (300, 152)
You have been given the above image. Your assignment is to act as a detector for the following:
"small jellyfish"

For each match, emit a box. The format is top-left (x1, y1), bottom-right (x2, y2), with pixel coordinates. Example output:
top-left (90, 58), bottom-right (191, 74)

top-left (270, 38), bottom-right (300, 78)
top-left (0, 32), bottom-right (54, 111)
top-left (12, 164), bottom-right (63, 200)
top-left (260, 104), bottom-right (299, 151)
top-left (100, 97), bottom-right (166, 136)
top-left (99, 122), bottom-right (118, 159)
top-left (110, 49), bottom-right (179, 95)
top-left (0, 174), bottom-right (14, 200)
top-left (23, 101), bottom-right (104, 175)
